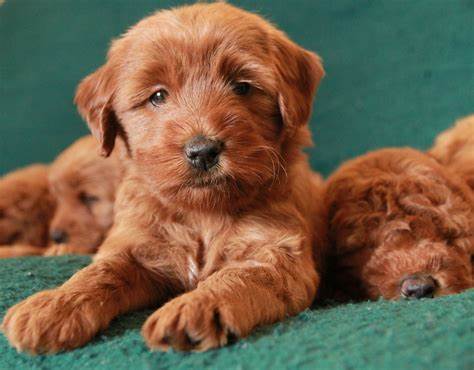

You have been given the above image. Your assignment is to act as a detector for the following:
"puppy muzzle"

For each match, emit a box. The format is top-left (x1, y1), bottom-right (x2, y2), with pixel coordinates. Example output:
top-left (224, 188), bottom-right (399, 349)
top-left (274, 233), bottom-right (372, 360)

top-left (400, 275), bottom-right (436, 299)
top-left (184, 135), bottom-right (223, 172)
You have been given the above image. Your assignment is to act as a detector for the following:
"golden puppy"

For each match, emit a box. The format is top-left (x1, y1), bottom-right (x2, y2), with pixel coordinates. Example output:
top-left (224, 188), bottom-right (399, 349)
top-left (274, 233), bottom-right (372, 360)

top-left (2, 3), bottom-right (325, 353)
top-left (430, 114), bottom-right (474, 190)
top-left (324, 148), bottom-right (473, 300)
top-left (45, 136), bottom-right (124, 255)
top-left (0, 165), bottom-right (54, 255)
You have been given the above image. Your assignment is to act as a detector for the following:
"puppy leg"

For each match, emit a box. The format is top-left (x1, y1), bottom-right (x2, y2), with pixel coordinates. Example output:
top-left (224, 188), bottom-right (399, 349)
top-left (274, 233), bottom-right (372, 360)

top-left (143, 255), bottom-right (317, 351)
top-left (43, 244), bottom-right (96, 256)
top-left (2, 251), bottom-right (167, 353)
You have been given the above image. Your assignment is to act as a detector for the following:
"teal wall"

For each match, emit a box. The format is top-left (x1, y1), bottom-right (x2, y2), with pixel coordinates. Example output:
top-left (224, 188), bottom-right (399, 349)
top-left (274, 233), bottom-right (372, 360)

top-left (1, 0), bottom-right (473, 176)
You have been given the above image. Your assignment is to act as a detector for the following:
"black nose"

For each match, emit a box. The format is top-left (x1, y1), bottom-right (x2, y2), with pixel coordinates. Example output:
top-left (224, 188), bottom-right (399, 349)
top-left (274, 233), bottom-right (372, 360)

top-left (184, 135), bottom-right (223, 171)
top-left (50, 229), bottom-right (68, 244)
top-left (401, 275), bottom-right (436, 299)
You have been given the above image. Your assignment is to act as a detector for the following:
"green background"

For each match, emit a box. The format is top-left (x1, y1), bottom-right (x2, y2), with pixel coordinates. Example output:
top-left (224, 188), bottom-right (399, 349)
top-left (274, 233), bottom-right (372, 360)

top-left (1, 0), bottom-right (473, 176)
top-left (0, 1), bottom-right (473, 369)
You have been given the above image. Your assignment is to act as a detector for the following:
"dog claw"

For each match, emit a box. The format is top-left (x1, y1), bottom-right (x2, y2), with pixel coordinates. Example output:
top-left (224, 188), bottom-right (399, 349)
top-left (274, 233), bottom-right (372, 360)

top-left (184, 331), bottom-right (201, 346)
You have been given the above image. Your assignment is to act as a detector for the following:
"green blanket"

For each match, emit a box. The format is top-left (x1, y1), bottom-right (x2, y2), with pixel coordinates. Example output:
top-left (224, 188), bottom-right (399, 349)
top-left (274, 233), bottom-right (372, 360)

top-left (0, 256), bottom-right (473, 370)
top-left (1, 0), bottom-right (473, 369)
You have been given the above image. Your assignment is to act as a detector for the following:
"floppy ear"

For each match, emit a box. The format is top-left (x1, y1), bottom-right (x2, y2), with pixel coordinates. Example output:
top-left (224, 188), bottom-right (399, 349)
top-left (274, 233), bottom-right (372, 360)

top-left (74, 64), bottom-right (119, 157)
top-left (271, 31), bottom-right (325, 132)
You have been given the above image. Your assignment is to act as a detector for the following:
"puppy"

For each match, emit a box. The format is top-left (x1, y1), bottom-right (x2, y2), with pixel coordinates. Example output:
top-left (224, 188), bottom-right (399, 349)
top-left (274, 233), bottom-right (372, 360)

top-left (45, 135), bottom-right (124, 255)
top-left (0, 136), bottom-right (124, 258)
top-left (0, 165), bottom-right (54, 254)
top-left (2, 3), bottom-right (325, 353)
top-left (324, 148), bottom-right (473, 300)
top-left (430, 114), bottom-right (474, 191)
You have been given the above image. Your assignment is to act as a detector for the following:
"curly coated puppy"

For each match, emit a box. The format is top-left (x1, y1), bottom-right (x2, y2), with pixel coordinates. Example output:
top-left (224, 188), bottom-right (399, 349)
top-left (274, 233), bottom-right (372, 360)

top-left (0, 136), bottom-right (124, 258)
top-left (0, 165), bottom-right (55, 254)
top-left (2, 3), bottom-right (326, 353)
top-left (45, 135), bottom-right (124, 256)
top-left (324, 148), bottom-right (473, 301)
top-left (430, 114), bottom-right (474, 191)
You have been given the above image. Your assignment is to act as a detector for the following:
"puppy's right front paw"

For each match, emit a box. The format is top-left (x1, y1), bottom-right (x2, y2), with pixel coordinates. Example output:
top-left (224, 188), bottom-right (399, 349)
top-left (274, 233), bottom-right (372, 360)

top-left (43, 245), bottom-right (69, 256)
top-left (2, 289), bottom-right (103, 354)
top-left (44, 245), bottom-right (94, 256)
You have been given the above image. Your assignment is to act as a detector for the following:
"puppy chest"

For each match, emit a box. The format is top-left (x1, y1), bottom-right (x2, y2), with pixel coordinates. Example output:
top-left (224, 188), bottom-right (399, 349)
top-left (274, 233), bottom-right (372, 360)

top-left (185, 235), bottom-right (230, 287)
top-left (186, 236), bottom-right (205, 287)
top-left (154, 217), bottom-right (233, 287)
top-left (158, 227), bottom-right (215, 286)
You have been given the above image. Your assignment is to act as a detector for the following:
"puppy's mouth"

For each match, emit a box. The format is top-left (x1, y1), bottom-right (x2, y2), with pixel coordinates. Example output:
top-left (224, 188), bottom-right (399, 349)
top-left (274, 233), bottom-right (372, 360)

top-left (188, 174), bottom-right (227, 189)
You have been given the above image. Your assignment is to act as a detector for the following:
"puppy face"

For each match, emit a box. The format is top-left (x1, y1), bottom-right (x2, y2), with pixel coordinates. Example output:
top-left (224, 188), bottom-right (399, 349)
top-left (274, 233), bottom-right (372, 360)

top-left (332, 224), bottom-right (473, 300)
top-left (48, 136), bottom-right (123, 249)
top-left (75, 3), bottom-right (323, 211)
top-left (362, 235), bottom-right (472, 300)
top-left (326, 148), bottom-right (473, 300)
top-left (0, 165), bottom-right (54, 246)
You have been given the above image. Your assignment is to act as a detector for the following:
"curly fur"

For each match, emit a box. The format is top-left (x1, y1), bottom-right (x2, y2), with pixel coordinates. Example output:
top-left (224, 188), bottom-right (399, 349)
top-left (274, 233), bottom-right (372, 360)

top-left (2, 3), bottom-right (326, 353)
top-left (0, 136), bottom-right (124, 258)
top-left (0, 165), bottom-right (54, 253)
top-left (45, 136), bottom-right (124, 255)
top-left (430, 114), bottom-right (474, 191)
top-left (324, 148), bottom-right (473, 300)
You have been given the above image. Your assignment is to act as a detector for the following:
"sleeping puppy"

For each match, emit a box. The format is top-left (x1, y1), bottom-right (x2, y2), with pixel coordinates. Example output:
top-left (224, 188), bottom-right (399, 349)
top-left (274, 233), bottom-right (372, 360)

top-left (430, 114), bottom-right (474, 191)
top-left (0, 136), bottom-right (124, 258)
top-left (0, 165), bottom-right (55, 254)
top-left (324, 148), bottom-right (473, 300)
top-left (45, 136), bottom-right (124, 255)
top-left (2, 3), bottom-right (326, 353)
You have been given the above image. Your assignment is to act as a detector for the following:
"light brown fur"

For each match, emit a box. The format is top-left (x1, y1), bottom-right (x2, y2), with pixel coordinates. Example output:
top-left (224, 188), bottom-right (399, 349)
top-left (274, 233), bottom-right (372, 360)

top-left (45, 135), bottom-right (124, 255)
top-left (324, 148), bottom-right (473, 300)
top-left (0, 165), bottom-right (54, 251)
top-left (2, 3), bottom-right (326, 353)
top-left (0, 136), bottom-right (124, 258)
top-left (430, 114), bottom-right (474, 191)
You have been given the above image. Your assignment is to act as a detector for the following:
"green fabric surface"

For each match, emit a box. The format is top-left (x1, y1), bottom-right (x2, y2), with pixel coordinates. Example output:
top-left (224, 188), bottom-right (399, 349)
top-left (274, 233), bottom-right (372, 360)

top-left (1, 0), bottom-right (473, 369)
top-left (0, 256), bottom-right (473, 370)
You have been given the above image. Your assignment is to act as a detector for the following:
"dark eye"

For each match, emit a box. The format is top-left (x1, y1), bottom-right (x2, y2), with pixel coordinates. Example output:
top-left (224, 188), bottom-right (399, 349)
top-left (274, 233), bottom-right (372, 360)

top-left (232, 82), bottom-right (251, 96)
top-left (79, 192), bottom-right (99, 206)
top-left (149, 88), bottom-right (169, 106)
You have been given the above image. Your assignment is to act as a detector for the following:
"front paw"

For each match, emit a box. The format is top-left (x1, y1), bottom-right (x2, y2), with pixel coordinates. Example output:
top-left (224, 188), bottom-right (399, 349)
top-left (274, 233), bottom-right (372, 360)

top-left (44, 245), bottom-right (93, 256)
top-left (142, 291), bottom-right (240, 351)
top-left (2, 289), bottom-right (103, 353)
top-left (43, 245), bottom-right (69, 256)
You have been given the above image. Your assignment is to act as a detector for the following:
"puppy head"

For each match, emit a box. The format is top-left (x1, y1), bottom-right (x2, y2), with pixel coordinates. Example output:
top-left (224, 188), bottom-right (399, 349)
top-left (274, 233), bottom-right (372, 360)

top-left (430, 115), bottom-right (474, 190)
top-left (362, 232), bottom-right (473, 300)
top-left (0, 165), bottom-right (54, 246)
top-left (365, 171), bottom-right (474, 300)
top-left (48, 136), bottom-right (123, 249)
top-left (326, 148), bottom-right (474, 300)
top-left (75, 3), bottom-right (324, 211)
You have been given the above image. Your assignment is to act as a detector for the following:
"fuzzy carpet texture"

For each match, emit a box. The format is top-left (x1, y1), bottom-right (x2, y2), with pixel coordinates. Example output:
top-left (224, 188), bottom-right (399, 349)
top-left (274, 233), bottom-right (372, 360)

top-left (0, 256), bottom-right (473, 370)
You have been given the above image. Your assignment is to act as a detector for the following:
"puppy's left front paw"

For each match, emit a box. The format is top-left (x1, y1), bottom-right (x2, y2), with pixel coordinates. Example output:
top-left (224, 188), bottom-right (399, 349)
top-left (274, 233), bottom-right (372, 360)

top-left (142, 291), bottom-right (240, 351)
top-left (44, 245), bottom-right (69, 256)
